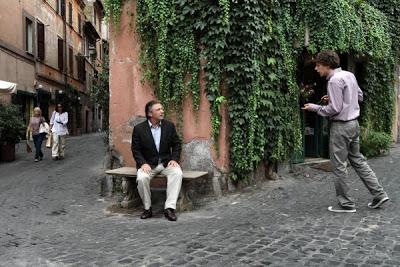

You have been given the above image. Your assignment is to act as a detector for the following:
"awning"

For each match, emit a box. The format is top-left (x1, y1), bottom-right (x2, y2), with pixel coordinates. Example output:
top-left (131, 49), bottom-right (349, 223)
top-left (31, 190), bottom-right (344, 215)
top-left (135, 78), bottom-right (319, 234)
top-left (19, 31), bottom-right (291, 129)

top-left (0, 80), bottom-right (17, 95)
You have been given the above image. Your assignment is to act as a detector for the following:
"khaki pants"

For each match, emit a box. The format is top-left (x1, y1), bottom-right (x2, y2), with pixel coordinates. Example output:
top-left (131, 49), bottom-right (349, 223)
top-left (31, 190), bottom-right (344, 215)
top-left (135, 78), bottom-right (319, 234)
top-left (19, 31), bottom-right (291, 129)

top-left (52, 133), bottom-right (66, 158)
top-left (330, 120), bottom-right (387, 208)
top-left (137, 164), bottom-right (183, 210)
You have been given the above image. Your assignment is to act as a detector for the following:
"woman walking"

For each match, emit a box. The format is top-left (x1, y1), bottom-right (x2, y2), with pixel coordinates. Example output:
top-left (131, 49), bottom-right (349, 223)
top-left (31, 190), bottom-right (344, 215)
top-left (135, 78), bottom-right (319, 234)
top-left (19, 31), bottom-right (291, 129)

top-left (27, 107), bottom-right (47, 162)
top-left (50, 103), bottom-right (69, 160)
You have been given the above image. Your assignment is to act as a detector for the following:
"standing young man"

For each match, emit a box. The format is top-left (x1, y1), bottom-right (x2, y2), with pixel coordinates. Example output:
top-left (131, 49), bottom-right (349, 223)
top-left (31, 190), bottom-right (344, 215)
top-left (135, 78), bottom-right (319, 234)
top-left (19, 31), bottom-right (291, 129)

top-left (304, 50), bottom-right (389, 213)
top-left (132, 100), bottom-right (183, 221)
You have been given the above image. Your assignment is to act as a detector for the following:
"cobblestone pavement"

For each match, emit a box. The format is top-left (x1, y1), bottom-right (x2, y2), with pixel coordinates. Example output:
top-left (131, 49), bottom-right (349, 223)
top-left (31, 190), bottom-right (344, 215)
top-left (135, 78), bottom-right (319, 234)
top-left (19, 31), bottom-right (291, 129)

top-left (1, 134), bottom-right (400, 266)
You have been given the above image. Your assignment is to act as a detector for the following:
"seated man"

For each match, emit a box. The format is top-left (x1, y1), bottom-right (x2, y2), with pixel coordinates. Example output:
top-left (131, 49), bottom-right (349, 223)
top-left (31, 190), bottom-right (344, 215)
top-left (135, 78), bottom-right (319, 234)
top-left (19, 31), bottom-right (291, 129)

top-left (131, 100), bottom-right (183, 221)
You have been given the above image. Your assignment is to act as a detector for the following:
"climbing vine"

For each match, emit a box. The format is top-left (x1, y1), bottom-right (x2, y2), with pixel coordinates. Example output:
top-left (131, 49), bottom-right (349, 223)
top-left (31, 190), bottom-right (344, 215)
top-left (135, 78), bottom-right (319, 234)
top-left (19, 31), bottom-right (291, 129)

top-left (136, 0), bottom-right (200, 111)
top-left (367, 0), bottom-right (400, 59)
top-left (297, 0), bottom-right (395, 143)
top-left (106, 0), bottom-right (399, 181)
top-left (104, 0), bottom-right (123, 26)
top-left (297, 0), bottom-right (391, 58)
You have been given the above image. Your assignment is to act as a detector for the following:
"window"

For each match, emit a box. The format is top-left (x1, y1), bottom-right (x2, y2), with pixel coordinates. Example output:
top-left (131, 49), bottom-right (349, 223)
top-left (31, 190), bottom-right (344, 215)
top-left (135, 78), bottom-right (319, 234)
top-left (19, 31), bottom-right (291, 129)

top-left (88, 73), bottom-right (92, 90)
top-left (78, 14), bottom-right (82, 34)
top-left (69, 47), bottom-right (73, 75)
top-left (56, 0), bottom-right (60, 14)
top-left (58, 38), bottom-right (64, 71)
top-left (25, 18), bottom-right (33, 54)
top-left (57, 0), bottom-right (65, 16)
top-left (68, 2), bottom-right (72, 25)
top-left (77, 55), bottom-right (86, 82)
top-left (76, 104), bottom-right (82, 128)
top-left (37, 21), bottom-right (45, 60)
top-left (84, 37), bottom-right (88, 56)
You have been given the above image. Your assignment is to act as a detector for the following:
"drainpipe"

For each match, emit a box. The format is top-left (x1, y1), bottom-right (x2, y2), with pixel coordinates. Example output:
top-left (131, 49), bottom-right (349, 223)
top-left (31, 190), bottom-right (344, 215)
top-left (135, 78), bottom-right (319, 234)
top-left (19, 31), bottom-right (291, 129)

top-left (62, 0), bottom-right (73, 134)
top-left (62, 0), bottom-right (67, 93)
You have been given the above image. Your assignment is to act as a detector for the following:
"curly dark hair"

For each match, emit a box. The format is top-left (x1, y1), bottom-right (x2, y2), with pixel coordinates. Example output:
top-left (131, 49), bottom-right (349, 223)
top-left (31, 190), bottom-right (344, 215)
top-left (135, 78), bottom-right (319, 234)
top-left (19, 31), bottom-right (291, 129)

top-left (315, 50), bottom-right (340, 69)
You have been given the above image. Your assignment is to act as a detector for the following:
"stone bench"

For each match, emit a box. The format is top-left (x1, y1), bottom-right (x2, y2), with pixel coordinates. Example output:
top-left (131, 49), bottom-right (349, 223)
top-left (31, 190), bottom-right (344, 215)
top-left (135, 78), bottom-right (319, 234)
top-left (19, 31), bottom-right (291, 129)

top-left (105, 167), bottom-right (208, 211)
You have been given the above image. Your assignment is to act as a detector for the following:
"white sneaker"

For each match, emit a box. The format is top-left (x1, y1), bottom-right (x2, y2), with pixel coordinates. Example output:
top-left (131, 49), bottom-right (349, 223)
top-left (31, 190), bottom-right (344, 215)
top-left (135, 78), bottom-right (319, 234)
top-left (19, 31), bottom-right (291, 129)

top-left (328, 206), bottom-right (356, 213)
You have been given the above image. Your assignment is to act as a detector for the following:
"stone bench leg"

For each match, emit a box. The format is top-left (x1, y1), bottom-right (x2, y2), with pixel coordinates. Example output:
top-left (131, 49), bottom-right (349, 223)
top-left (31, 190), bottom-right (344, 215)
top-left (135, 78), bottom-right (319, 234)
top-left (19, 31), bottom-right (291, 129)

top-left (177, 182), bottom-right (193, 212)
top-left (121, 177), bottom-right (141, 208)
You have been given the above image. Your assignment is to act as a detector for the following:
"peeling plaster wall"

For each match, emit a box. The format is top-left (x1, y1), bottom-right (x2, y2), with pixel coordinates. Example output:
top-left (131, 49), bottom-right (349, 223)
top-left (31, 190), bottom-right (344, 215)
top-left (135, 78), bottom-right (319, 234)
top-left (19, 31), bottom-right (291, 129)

top-left (109, 1), bottom-right (230, 195)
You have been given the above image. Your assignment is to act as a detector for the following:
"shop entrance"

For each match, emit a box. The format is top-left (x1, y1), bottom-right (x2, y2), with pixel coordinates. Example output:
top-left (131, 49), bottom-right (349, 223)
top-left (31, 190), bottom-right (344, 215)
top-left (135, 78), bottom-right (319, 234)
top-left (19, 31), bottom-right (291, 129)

top-left (297, 53), bottom-right (351, 160)
top-left (298, 53), bottom-right (330, 159)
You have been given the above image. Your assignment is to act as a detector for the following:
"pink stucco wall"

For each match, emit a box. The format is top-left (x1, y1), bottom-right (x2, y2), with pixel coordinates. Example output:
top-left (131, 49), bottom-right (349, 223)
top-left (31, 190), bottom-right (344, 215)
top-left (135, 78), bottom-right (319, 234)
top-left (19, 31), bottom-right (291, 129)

top-left (109, 0), bottom-right (229, 171)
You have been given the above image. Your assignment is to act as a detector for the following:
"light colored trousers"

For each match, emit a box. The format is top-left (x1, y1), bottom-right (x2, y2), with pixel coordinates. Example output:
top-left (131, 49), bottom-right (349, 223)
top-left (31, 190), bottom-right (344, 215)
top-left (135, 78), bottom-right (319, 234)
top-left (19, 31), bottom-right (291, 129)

top-left (52, 133), bottom-right (66, 158)
top-left (137, 164), bottom-right (183, 210)
top-left (330, 120), bottom-right (387, 208)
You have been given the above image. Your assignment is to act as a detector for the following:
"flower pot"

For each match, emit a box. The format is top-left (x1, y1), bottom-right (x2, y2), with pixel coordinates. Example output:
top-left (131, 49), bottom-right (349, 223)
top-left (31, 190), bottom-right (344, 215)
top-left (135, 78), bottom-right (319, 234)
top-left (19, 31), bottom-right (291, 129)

top-left (0, 144), bottom-right (16, 162)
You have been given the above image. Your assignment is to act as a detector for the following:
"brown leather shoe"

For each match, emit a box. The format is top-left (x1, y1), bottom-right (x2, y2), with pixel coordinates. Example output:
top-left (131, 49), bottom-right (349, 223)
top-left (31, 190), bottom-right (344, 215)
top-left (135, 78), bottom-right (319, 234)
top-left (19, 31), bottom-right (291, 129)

top-left (140, 208), bottom-right (152, 219)
top-left (164, 208), bottom-right (177, 221)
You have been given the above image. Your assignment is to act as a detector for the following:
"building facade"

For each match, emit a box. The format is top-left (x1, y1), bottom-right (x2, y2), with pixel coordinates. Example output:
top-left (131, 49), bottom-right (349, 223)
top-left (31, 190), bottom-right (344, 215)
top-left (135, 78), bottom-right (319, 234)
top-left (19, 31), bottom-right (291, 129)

top-left (0, 0), bottom-right (107, 134)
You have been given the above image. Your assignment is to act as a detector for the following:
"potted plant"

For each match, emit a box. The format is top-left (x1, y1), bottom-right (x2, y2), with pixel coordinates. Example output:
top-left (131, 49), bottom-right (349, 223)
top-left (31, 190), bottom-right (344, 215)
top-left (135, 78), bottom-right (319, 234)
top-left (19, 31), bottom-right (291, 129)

top-left (0, 103), bottom-right (25, 162)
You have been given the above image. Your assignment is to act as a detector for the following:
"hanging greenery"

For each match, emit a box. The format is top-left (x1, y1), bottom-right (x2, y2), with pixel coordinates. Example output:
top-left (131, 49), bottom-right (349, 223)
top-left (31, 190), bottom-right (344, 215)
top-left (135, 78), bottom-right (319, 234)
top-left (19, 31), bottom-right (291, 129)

top-left (136, 0), bottom-right (200, 111)
top-left (105, 0), bottom-right (398, 181)
top-left (297, 0), bottom-right (395, 140)
top-left (366, 0), bottom-right (400, 59)
top-left (359, 57), bottom-right (395, 134)
top-left (225, 1), bottom-right (302, 180)
top-left (297, 0), bottom-right (391, 58)
top-left (104, 0), bottom-right (123, 26)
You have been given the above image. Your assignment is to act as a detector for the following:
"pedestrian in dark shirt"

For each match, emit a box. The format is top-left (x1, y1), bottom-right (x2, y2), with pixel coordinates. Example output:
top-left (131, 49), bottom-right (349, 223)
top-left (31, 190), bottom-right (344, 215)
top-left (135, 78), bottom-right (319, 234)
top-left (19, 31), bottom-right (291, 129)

top-left (303, 50), bottom-right (389, 213)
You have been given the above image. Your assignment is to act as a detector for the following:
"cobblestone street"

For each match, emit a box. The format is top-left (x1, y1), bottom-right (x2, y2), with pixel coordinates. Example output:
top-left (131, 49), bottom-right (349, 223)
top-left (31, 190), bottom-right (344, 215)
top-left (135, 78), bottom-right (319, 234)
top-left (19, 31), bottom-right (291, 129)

top-left (0, 134), bottom-right (400, 266)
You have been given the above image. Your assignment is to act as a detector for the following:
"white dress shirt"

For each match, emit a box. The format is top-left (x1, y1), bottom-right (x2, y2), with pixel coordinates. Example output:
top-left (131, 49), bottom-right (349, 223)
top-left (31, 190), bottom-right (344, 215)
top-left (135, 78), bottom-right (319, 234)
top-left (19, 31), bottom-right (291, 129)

top-left (148, 120), bottom-right (161, 152)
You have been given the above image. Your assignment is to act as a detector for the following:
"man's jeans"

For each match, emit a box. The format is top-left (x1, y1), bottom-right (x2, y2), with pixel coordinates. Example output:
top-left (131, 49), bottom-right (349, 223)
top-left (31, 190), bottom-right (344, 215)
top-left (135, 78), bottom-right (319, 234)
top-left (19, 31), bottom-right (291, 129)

top-left (330, 120), bottom-right (388, 208)
top-left (32, 133), bottom-right (46, 159)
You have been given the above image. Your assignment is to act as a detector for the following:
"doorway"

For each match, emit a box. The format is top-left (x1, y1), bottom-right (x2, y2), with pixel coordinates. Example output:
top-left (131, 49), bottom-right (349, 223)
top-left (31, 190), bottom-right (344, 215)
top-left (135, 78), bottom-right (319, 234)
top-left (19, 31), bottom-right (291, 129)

top-left (86, 110), bottom-right (89, 133)
top-left (298, 53), bottom-right (330, 159)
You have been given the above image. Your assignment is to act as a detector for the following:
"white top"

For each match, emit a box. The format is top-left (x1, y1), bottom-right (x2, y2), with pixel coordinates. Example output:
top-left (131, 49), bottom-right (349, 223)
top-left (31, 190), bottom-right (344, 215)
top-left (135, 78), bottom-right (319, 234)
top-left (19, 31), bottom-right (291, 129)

top-left (50, 111), bottom-right (69, 135)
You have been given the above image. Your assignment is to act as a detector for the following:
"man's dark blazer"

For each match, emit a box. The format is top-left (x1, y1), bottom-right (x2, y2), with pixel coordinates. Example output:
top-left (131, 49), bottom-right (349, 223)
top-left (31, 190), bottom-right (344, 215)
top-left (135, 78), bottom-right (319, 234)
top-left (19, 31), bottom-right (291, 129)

top-left (131, 119), bottom-right (182, 169)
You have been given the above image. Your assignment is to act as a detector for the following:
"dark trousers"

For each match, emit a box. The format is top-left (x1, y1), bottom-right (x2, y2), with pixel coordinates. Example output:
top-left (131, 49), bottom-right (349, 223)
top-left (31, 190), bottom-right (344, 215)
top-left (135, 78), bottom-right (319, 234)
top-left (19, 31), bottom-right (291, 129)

top-left (33, 133), bottom-right (46, 159)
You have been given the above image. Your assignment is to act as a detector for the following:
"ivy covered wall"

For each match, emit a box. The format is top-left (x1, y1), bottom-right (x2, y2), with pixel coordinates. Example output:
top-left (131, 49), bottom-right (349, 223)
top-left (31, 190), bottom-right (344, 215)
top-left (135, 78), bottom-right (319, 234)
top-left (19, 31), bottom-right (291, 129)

top-left (105, 0), bottom-right (399, 181)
